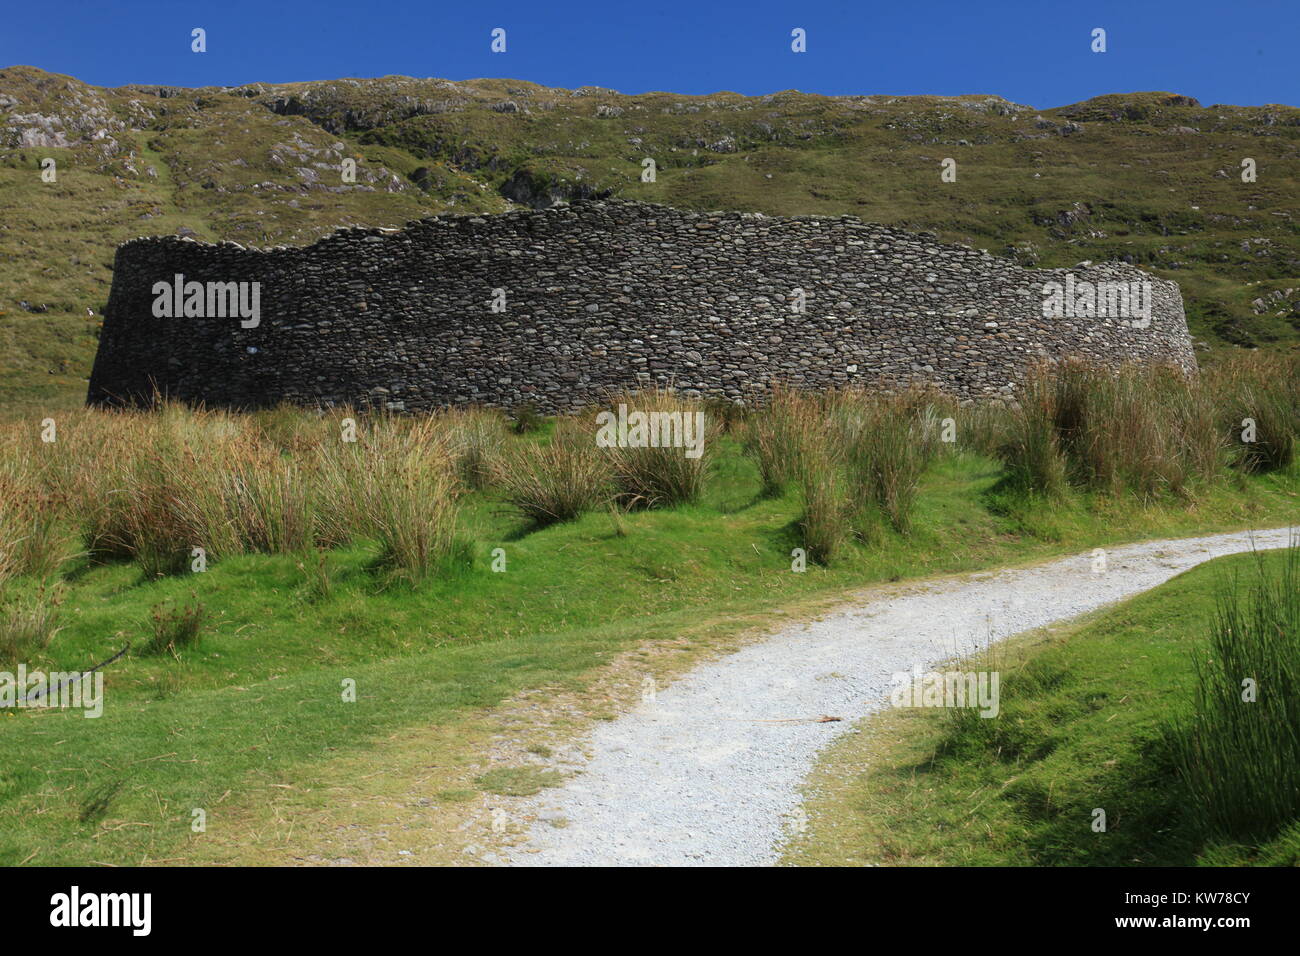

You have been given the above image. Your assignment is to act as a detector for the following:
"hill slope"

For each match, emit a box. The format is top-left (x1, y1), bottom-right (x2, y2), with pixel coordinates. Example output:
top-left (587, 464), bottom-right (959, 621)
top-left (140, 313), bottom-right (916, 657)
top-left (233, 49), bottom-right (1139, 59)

top-left (2, 65), bottom-right (1299, 407)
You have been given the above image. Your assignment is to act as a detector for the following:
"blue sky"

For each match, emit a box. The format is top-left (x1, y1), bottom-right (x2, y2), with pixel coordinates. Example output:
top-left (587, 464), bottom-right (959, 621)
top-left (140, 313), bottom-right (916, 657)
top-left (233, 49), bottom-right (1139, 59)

top-left (3, 0), bottom-right (1296, 108)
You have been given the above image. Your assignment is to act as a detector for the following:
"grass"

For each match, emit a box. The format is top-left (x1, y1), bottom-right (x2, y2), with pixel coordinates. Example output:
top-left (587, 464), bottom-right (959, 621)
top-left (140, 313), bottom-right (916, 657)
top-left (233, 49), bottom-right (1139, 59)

top-left (0, 582), bottom-right (65, 664)
top-left (475, 767), bottom-right (563, 797)
top-left (328, 416), bottom-right (464, 585)
top-left (784, 544), bottom-right (1300, 867)
top-left (1174, 544), bottom-right (1300, 840)
top-left (998, 356), bottom-right (1300, 499)
top-left (0, 366), bottom-right (1297, 865)
top-left (495, 419), bottom-right (612, 525)
top-left (602, 389), bottom-right (714, 509)
top-left (4, 67), bottom-right (1300, 411)
top-left (141, 600), bottom-right (207, 657)
top-left (832, 389), bottom-right (939, 536)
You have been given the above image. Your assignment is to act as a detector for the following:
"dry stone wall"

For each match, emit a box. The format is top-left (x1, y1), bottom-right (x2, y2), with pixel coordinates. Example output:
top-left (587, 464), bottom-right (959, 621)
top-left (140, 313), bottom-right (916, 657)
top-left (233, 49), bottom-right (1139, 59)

top-left (87, 199), bottom-right (1196, 412)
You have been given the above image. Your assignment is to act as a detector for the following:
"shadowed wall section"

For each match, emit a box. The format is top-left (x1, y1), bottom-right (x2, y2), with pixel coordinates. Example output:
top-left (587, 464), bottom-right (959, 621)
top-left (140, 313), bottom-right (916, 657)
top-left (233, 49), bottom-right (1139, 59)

top-left (88, 199), bottom-right (1196, 412)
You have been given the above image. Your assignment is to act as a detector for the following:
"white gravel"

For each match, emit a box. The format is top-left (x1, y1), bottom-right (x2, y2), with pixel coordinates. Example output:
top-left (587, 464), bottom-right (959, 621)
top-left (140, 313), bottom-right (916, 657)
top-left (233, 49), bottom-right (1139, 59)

top-left (502, 527), bottom-right (1296, 867)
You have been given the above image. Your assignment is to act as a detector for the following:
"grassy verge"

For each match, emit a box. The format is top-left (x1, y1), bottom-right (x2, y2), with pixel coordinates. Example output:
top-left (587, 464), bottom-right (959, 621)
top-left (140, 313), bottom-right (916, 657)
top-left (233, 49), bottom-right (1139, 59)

top-left (783, 546), bottom-right (1300, 867)
top-left (0, 450), bottom-right (1294, 864)
top-left (1, 362), bottom-right (1298, 865)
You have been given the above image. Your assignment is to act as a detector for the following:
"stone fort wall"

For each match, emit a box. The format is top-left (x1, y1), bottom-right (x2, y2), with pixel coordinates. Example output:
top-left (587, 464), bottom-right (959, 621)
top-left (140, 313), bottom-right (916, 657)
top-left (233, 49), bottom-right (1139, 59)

top-left (87, 199), bottom-right (1196, 412)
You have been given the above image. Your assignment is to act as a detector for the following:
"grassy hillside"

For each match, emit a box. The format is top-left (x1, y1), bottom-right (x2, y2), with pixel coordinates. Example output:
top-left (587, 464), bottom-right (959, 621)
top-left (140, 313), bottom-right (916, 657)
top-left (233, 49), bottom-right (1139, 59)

top-left (2, 65), bottom-right (1299, 408)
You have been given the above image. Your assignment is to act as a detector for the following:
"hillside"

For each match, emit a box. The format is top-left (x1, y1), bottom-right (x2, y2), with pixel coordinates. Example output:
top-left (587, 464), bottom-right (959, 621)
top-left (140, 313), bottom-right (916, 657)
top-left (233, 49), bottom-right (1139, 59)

top-left (2, 64), bottom-right (1299, 408)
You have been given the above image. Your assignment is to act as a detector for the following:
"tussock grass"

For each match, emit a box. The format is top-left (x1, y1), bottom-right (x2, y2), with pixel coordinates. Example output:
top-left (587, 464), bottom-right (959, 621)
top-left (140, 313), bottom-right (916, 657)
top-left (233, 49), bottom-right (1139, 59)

top-left (0, 357), bottom-right (1294, 584)
top-left (441, 407), bottom-right (507, 490)
top-left (1, 404), bottom-right (466, 585)
top-left (1175, 539), bottom-right (1300, 840)
top-left (740, 358), bottom-right (1296, 563)
top-left (0, 582), bottom-right (65, 663)
top-left (746, 388), bottom-right (848, 561)
top-left (495, 419), bottom-right (612, 525)
top-left (744, 384), bottom-right (807, 497)
top-left (294, 547), bottom-right (336, 604)
top-left (999, 361), bottom-right (1238, 501)
top-left (747, 386), bottom-right (942, 561)
top-left (0, 469), bottom-right (78, 586)
top-left (829, 388), bottom-right (940, 537)
top-left (999, 370), bottom-right (1068, 498)
top-left (225, 449), bottom-right (313, 555)
top-left (0, 433), bottom-right (80, 585)
top-left (0, 360), bottom-right (1298, 867)
top-left (101, 410), bottom-right (244, 577)
top-left (141, 599), bottom-right (207, 657)
top-left (314, 415), bottom-right (463, 584)
top-left (508, 403), bottom-right (544, 435)
top-left (1209, 352), bottom-right (1300, 473)
top-left (601, 388), bottom-right (713, 509)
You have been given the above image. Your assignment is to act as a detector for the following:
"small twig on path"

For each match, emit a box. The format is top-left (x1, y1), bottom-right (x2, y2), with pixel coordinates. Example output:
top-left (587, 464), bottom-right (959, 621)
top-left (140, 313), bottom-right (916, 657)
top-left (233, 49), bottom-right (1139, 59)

top-left (721, 715), bottom-right (844, 724)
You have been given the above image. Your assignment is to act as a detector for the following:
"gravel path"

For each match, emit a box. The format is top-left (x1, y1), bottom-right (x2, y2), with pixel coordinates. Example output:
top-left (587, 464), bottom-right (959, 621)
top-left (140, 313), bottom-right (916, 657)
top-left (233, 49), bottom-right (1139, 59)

top-left (502, 527), bottom-right (1295, 867)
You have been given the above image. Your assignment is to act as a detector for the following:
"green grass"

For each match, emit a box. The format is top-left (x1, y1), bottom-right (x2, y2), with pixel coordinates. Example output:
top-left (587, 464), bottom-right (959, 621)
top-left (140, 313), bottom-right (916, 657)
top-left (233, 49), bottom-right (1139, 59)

top-left (1174, 545), bottom-right (1300, 841)
top-left (1, 423), bottom-right (1297, 865)
top-left (2, 67), bottom-right (1300, 410)
top-left (784, 545), bottom-right (1300, 867)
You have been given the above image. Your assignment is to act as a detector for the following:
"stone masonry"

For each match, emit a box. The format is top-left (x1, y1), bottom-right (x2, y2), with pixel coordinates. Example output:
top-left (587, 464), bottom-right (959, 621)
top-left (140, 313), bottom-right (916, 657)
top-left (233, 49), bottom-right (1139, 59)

top-left (87, 199), bottom-right (1196, 412)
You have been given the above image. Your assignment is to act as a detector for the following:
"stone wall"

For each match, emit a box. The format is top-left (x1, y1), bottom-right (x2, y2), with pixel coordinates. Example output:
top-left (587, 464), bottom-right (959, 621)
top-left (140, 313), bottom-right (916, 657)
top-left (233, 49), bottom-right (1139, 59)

top-left (87, 199), bottom-right (1196, 412)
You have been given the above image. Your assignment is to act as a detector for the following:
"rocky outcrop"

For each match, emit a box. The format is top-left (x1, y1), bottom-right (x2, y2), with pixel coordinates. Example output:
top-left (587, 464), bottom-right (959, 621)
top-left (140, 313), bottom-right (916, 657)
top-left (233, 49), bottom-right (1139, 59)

top-left (499, 168), bottom-right (612, 208)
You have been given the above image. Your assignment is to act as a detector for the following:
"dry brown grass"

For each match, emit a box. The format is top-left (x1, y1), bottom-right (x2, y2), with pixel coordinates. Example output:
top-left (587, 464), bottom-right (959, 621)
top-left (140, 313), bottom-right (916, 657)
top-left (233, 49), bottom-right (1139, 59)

top-left (599, 388), bottom-right (714, 509)
top-left (999, 360), bottom-right (1247, 500)
top-left (495, 419), bottom-right (612, 525)
top-left (0, 404), bottom-right (467, 584)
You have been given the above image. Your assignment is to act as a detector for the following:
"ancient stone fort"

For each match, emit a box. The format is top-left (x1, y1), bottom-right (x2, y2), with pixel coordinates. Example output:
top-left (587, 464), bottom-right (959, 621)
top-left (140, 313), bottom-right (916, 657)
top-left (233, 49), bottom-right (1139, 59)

top-left (87, 199), bottom-right (1196, 412)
